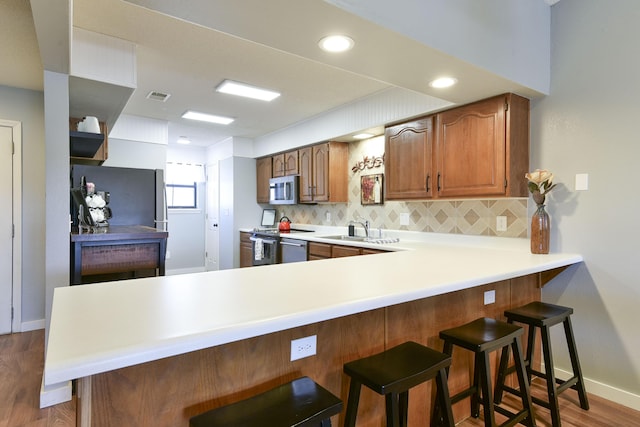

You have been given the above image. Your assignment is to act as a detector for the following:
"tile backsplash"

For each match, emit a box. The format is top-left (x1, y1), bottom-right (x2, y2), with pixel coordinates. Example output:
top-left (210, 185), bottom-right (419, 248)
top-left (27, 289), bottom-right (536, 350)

top-left (275, 136), bottom-right (529, 238)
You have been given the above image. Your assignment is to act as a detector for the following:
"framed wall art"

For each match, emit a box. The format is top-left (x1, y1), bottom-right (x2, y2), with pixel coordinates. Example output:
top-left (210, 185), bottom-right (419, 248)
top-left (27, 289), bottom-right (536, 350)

top-left (361, 173), bottom-right (383, 205)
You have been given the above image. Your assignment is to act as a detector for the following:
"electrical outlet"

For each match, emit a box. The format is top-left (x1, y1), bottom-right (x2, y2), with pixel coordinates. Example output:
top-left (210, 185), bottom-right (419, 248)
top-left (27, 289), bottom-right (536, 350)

top-left (325, 211), bottom-right (331, 222)
top-left (496, 216), bottom-right (507, 232)
top-left (484, 290), bottom-right (496, 305)
top-left (400, 213), bottom-right (410, 226)
top-left (165, 250), bottom-right (171, 260)
top-left (291, 335), bottom-right (317, 361)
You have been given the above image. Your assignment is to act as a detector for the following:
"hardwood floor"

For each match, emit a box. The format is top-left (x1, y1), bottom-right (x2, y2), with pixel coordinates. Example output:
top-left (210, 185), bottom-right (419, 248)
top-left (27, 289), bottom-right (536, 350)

top-left (1, 330), bottom-right (638, 426)
top-left (0, 330), bottom-right (75, 427)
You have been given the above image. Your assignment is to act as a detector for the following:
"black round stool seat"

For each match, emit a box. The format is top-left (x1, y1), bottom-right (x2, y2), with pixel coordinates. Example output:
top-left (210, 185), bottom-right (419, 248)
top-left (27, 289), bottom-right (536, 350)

top-left (189, 376), bottom-right (342, 427)
top-left (343, 341), bottom-right (455, 427)
top-left (436, 317), bottom-right (536, 427)
top-left (495, 302), bottom-right (589, 427)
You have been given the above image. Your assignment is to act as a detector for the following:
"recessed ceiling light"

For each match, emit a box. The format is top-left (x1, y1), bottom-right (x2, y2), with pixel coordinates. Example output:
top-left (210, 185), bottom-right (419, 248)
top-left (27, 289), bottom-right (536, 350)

top-left (429, 77), bottom-right (458, 88)
top-left (353, 133), bottom-right (374, 140)
top-left (318, 35), bottom-right (354, 53)
top-left (182, 110), bottom-right (234, 125)
top-left (177, 136), bottom-right (191, 145)
top-left (216, 79), bottom-right (280, 102)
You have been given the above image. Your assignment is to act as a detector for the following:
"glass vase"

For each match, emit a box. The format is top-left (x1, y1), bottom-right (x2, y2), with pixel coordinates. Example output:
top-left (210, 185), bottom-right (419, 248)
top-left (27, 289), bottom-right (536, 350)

top-left (531, 204), bottom-right (550, 254)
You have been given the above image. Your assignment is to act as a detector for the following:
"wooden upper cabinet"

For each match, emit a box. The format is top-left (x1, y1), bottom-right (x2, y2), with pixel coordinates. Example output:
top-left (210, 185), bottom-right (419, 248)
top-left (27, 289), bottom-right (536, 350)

top-left (312, 143), bottom-right (331, 202)
top-left (272, 154), bottom-right (285, 177)
top-left (273, 150), bottom-right (299, 177)
top-left (298, 146), bottom-right (313, 202)
top-left (385, 118), bottom-right (433, 200)
top-left (284, 150), bottom-right (299, 175)
top-left (384, 93), bottom-right (529, 201)
top-left (435, 93), bottom-right (529, 198)
top-left (256, 156), bottom-right (272, 204)
top-left (299, 141), bottom-right (348, 203)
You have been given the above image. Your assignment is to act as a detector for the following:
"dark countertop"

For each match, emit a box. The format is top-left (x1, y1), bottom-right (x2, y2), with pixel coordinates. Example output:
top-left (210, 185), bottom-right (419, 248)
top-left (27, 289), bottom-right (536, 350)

top-left (70, 225), bottom-right (168, 242)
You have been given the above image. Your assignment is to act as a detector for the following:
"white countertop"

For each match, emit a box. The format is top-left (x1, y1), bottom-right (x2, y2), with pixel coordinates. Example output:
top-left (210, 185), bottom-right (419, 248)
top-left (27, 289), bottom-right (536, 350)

top-left (44, 230), bottom-right (582, 386)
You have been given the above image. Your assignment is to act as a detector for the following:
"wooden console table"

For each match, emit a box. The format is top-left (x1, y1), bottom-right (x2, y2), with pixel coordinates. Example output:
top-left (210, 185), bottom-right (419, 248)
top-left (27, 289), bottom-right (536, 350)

top-left (70, 225), bottom-right (168, 285)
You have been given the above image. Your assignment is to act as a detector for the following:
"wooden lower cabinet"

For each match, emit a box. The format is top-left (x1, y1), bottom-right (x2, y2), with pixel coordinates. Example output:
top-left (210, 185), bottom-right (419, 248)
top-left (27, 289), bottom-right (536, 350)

top-left (81, 274), bottom-right (541, 427)
top-left (331, 245), bottom-right (361, 258)
top-left (308, 242), bottom-right (388, 259)
top-left (308, 242), bottom-right (331, 260)
top-left (239, 232), bottom-right (253, 268)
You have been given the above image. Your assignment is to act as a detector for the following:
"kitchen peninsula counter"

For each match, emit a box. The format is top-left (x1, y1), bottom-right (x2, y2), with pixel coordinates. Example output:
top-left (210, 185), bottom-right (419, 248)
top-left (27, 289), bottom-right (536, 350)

top-left (70, 225), bottom-right (168, 285)
top-left (47, 234), bottom-right (582, 426)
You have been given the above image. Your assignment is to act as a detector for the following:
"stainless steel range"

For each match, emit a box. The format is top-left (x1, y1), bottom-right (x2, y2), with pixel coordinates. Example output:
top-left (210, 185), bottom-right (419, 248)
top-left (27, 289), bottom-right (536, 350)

top-left (250, 228), bottom-right (280, 266)
top-left (250, 228), bottom-right (311, 266)
top-left (250, 209), bottom-right (311, 266)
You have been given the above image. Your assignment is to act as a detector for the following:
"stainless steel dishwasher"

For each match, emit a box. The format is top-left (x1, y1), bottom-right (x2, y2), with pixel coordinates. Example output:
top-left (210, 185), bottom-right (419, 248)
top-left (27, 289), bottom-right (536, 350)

top-left (280, 237), bottom-right (308, 263)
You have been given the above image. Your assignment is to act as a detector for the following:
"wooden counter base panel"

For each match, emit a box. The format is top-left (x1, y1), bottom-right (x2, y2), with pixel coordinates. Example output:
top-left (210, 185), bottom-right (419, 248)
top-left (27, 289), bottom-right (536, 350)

top-left (77, 274), bottom-right (539, 427)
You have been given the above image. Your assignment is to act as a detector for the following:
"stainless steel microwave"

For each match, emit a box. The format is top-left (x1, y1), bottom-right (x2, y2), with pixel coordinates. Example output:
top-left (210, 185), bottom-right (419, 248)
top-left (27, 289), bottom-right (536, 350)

top-left (269, 175), bottom-right (298, 205)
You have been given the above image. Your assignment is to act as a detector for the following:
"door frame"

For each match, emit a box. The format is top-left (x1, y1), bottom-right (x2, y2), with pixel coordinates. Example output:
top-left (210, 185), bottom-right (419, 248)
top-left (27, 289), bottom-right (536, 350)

top-left (205, 162), bottom-right (220, 271)
top-left (1, 119), bottom-right (22, 332)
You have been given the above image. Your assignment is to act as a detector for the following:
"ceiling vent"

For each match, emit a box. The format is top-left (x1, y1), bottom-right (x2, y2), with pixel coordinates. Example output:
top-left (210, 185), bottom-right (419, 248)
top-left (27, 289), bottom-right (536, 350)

top-left (146, 91), bottom-right (171, 102)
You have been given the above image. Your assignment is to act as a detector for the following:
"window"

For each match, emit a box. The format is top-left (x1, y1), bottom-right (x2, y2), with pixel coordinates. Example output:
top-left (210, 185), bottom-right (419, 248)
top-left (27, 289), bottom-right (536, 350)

top-left (165, 162), bottom-right (204, 209)
top-left (166, 182), bottom-right (197, 209)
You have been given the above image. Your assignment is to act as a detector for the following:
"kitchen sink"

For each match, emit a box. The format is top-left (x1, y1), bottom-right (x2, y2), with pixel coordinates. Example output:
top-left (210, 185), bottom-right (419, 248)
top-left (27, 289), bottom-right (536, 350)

top-left (320, 235), bottom-right (367, 242)
top-left (319, 235), bottom-right (400, 244)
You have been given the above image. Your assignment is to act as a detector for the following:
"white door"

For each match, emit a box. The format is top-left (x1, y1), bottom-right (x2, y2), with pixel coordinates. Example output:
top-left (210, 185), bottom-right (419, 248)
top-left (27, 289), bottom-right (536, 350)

top-left (0, 124), bottom-right (14, 334)
top-left (205, 163), bottom-right (220, 271)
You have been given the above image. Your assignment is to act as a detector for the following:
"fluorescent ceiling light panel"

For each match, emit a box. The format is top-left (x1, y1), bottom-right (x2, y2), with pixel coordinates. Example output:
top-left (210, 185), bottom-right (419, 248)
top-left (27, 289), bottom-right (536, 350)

top-left (182, 110), bottom-right (234, 125)
top-left (318, 35), bottom-right (354, 52)
top-left (216, 80), bottom-right (280, 102)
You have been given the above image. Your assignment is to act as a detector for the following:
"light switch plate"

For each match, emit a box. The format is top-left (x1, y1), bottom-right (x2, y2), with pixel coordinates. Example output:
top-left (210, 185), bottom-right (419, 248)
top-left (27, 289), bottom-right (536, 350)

top-left (575, 173), bottom-right (589, 191)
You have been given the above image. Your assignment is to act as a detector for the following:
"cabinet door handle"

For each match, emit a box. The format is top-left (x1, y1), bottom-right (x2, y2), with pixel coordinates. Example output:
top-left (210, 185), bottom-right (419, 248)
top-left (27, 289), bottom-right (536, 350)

top-left (425, 174), bottom-right (430, 192)
top-left (437, 173), bottom-right (441, 192)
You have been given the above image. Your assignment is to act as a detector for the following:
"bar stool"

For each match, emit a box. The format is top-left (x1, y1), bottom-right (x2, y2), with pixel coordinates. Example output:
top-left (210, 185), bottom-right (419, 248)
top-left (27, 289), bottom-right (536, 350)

top-left (494, 302), bottom-right (589, 427)
top-left (435, 317), bottom-right (536, 427)
top-left (189, 376), bottom-right (342, 427)
top-left (343, 341), bottom-right (455, 427)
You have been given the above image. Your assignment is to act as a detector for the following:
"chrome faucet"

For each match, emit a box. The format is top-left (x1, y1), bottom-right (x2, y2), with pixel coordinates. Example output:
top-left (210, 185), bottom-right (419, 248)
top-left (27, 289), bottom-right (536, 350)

top-left (350, 219), bottom-right (370, 238)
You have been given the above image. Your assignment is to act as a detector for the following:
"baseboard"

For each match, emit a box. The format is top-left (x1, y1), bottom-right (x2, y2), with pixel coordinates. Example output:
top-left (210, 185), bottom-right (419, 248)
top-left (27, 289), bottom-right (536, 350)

top-left (554, 366), bottom-right (640, 411)
top-left (40, 377), bottom-right (72, 408)
top-left (21, 318), bottom-right (45, 332)
top-left (166, 266), bottom-right (206, 275)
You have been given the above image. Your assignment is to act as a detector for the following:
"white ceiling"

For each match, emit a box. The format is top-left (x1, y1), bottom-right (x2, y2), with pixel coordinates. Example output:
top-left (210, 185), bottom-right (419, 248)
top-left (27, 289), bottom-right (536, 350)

top-left (3, 0), bottom-right (551, 147)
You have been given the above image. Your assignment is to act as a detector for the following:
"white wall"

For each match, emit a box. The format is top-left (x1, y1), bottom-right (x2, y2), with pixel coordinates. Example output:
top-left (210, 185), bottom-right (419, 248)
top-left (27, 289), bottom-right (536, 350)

top-left (532, 0), bottom-right (640, 407)
top-left (327, 0), bottom-right (551, 94)
top-left (0, 85), bottom-right (45, 326)
top-left (43, 71), bottom-right (70, 336)
top-left (253, 87), bottom-right (451, 157)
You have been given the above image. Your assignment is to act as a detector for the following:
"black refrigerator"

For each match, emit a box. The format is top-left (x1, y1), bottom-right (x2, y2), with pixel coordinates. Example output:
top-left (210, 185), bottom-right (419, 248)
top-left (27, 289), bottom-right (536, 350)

top-left (70, 165), bottom-right (167, 229)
